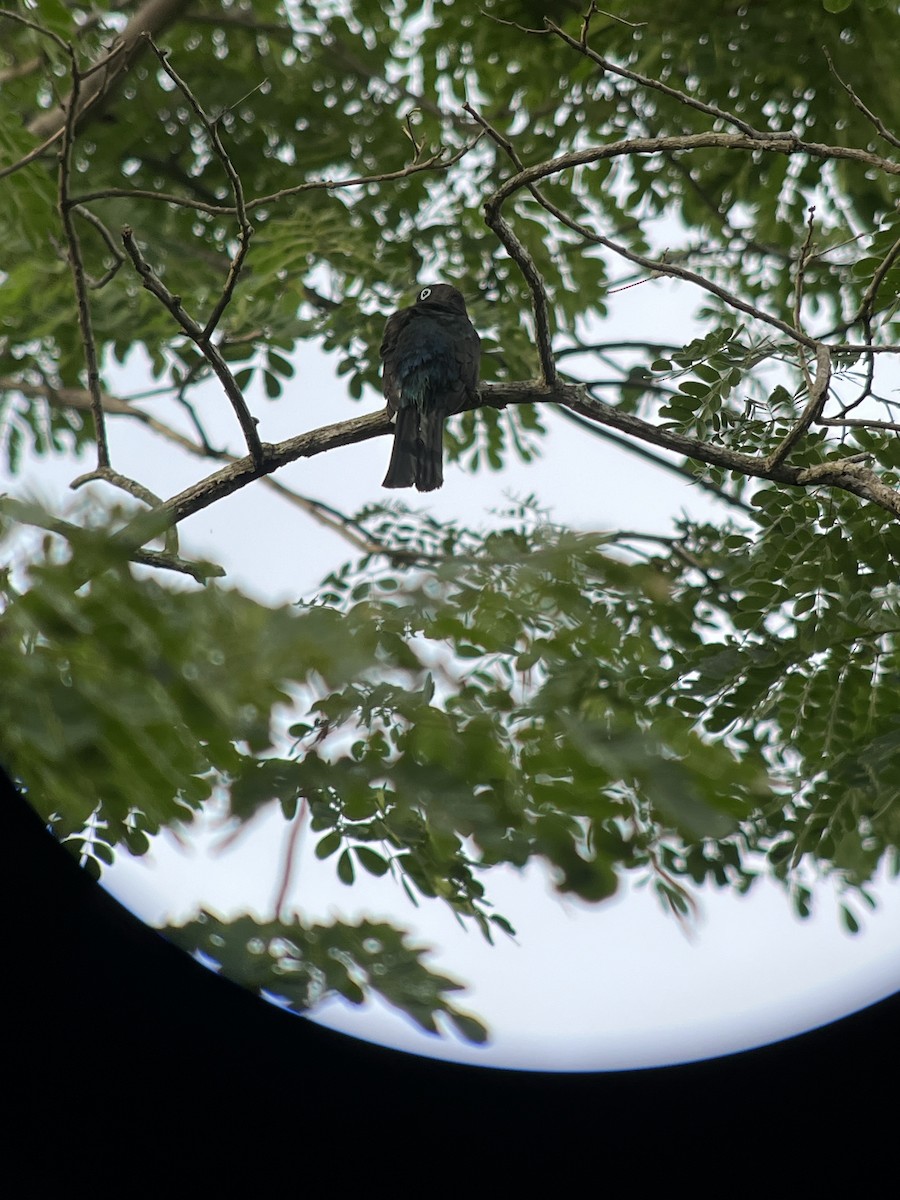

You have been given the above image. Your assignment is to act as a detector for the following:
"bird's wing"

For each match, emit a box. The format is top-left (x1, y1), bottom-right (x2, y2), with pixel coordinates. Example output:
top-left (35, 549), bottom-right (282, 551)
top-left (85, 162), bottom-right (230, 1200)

top-left (446, 317), bottom-right (481, 413)
top-left (380, 307), bottom-right (414, 410)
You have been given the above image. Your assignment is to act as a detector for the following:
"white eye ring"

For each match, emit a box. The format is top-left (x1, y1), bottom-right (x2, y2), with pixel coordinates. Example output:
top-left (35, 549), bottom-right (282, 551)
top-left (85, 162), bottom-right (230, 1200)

top-left (419, 287), bottom-right (432, 300)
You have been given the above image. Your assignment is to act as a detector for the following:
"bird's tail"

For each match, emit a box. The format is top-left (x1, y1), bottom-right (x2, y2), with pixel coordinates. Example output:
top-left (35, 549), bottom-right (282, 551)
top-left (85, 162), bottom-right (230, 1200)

top-left (383, 409), bottom-right (444, 492)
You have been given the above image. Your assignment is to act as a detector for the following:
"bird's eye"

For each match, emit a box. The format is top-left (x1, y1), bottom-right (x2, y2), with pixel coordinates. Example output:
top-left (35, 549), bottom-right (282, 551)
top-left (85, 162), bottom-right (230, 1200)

top-left (418, 287), bottom-right (432, 301)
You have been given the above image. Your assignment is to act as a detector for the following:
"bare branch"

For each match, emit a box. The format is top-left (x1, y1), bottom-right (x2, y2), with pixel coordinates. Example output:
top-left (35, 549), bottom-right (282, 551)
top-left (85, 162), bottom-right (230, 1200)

top-left (555, 340), bottom-right (681, 360)
top-left (492, 133), bottom-right (900, 208)
top-left (0, 495), bottom-right (220, 582)
top-left (121, 226), bottom-right (264, 466)
top-left (144, 38), bottom-right (253, 341)
top-left (0, 7), bottom-right (68, 51)
top-left (70, 465), bottom-right (178, 555)
top-left (114, 408), bottom-right (394, 552)
top-left (6, 375), bottom-right (411, 561)
top-left (130, 549), bottom-right (225, 582)
top-left (580, 4), bottom-right (647, 33)
top-left (478, 11), bottom-right (549, 36)
top-left (823, 47), bottom-right (900, 152)
top-left (486, 138), bottom-right (900, 358)
top-left (818, 416), bottom-right (900, 433)
top-left (546, 17), bottom-right (775, 139)
top-left (856, 230), bottom-right (900, 326)
top-left (71, 140), bottom-right (480, 215)
top-left (24, 0), bottom-right (192, 141)
top-left (793, 456), bottom-right (900, 515)
top-left (465, 102), bottom-right (557, 384)
top-left (765, 344), bottom-right (832, 470)
top-left (490, 150), bottom-right (818, 350)
top-left (57, 46), bottom-right (110, 470)
top-left (792, 206), bottom-right (818, 336)
top-left (94, 378), bottom-right (900, 576)
top-left (555, 406), bottom-right (754, 513)
top-left (74, 207), bottom-right (126, 288)
top-left (274, 801), bottom-right (308, 921)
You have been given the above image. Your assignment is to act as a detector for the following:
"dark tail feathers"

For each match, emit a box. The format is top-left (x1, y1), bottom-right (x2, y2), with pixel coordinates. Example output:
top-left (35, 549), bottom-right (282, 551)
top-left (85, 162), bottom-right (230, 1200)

top-left (382, 409), bottom-right (444, 492)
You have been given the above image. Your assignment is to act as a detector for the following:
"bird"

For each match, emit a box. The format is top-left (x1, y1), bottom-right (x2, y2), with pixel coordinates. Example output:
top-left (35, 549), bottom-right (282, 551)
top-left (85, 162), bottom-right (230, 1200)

top-left (380, 283), bottom-right (481, 491)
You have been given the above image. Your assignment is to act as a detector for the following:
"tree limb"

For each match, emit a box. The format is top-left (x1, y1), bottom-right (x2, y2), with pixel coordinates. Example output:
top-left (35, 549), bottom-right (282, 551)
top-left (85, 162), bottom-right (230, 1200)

top-left (24, 0), bottom-right (192, 141)
top-left (144, 37), bottom-right (253, 342)
top-left (121, 226), bottom-right (264, 467)
top-left (96, 379), bottom-right (900, 571)
top-left (57, 46), bottom-right (109, 470)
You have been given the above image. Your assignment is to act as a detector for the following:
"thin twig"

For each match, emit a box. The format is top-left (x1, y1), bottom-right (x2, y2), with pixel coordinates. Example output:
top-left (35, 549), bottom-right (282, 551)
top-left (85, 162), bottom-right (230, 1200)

top-left (792, 207), bottom-right (817, 335)
top-left (0, 495), bottom-right (220, 581)
top-left (818, 416), bottom-right (900, 433)
top-left (478, 10), bottom-right (548, 36)
top-left (787, 207), bottom-right (820, 436)
top-left (71, 465), bottom-right (178, 554)
top-left (546, 17), bottom-right (774, 139)
top-left (555, 340), bottom-right (682, 360)
top-left (71, 139), bottom-right (480, 214)
top-left (823, 47), bottom-right (900, 152)
top-left (24, 0), bottom-right (192, 140)
top-left (580, 3), bottom-right (647, 34)
top-left (856, 230), bottom-right (900, 326)
top-left (57, 45), bottom-right (110, 469)
top-left (765, 344), bottom-right (832, 470)
top-left (840, 220), bottom-right (900, 415)
top-left (839, 315), bottom-right (876, 417)
top-left (121, 226), bottom-right (264, 466)
top-left (555, 406), bottom-right (754, 512)
top-left (274, 799), bottom-right (308, 921)
top-left (145, 38), bottom-right (254, 340)
top-left (0, 7), bottom-right (68, 50)
top-left (493, 153), bottom-right (818, 350)
top-left (74, 206), bottom-right (126, 288)
top-left (464, 102), bottom-right (557, 384)
top-left (130, 549), bottom-right (225, 581)
top-left (0, 126), bottom-right (66, 183)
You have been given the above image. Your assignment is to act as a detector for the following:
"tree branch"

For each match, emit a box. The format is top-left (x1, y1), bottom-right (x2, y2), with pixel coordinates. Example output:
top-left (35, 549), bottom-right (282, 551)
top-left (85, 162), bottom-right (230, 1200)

top-left (464, 102), bottom-right (557, 384)
top-left (144, 37), bottom-right (253, 341)
top-left (95, 378), bottom-right (900, 572)
top-left (545, 15), bottom-right (766, 139)
top-left (2, 375), bottom-right (418, 562)
top-left (823, 47), bottom-right (900, 153)
top-left (24, 0), bottom-right (192, 141)
top-left (71, 140), bottom-right (479, 215)
top-left (70, 465), bottom-right (178, 556)
top-left (57, 46), bottom-right (110, 470)
top-left (765, 344), bottom-right (831, 470)
top-left (554, 406), bottom-right (754, 513)
top-left (121, 227), bottom-right (264, 466)
top-left (0, 495), bottom-right (221, 582)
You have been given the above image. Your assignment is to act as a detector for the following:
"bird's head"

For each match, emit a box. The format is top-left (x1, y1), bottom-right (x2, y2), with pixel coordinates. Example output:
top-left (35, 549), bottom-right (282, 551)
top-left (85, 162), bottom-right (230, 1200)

top-left (413, 283), bottom-right (470, 315)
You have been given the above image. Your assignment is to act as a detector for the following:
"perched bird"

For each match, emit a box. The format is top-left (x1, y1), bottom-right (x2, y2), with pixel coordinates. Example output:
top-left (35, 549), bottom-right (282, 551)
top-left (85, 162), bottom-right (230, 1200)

top-left (380, 283), bottom-right (481, 491)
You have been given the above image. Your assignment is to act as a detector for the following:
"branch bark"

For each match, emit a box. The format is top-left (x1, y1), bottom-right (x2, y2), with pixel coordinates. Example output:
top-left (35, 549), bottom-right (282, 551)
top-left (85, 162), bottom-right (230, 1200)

top-left (122, 226), bottom-right (265, 467)
top-left (25, 0), bottom-right (192, 141)
top-left (98, 378), bottom-right (900, 571)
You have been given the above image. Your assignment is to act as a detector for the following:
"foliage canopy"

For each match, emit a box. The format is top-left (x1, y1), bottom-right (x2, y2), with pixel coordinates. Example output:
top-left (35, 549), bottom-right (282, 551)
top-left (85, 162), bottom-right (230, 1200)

top-left (2, 0), bottom-right (899, 1041)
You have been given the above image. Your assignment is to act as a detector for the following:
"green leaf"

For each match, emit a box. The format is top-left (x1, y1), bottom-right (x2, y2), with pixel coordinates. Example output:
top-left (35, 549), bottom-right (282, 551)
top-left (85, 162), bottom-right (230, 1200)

top-left (315, 830), bottom-right (343, 860)
top-left (354, 845), bottom-right (390, 876)
top-left (337, 848), bottom-right (356, 885)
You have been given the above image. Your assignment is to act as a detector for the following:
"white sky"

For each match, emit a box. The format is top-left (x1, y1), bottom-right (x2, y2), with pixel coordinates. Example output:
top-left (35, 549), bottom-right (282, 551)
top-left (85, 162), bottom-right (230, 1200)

top-left (8, 272), bottom-right (900, 1072)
